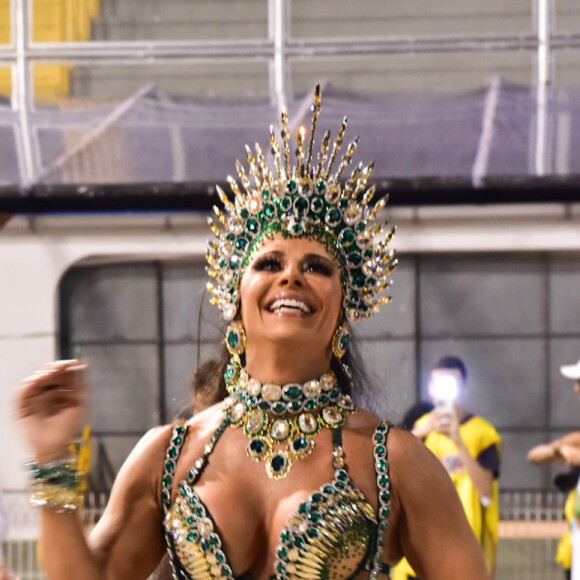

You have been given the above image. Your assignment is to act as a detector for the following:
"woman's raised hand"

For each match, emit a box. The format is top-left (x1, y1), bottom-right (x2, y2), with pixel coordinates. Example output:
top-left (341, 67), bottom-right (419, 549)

top-left (15, 360), bottom-right (88, 462)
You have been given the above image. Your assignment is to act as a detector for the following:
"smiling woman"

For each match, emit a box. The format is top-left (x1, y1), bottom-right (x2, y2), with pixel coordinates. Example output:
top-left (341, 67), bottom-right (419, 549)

top-left (15, 84), bottom-right (491, 580)
top-left (239, 236), bottom-right (344, 381)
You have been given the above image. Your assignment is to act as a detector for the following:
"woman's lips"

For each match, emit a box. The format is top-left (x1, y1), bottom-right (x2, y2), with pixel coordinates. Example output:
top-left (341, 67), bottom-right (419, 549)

top-left (267, 297), bottom-right (313, 315)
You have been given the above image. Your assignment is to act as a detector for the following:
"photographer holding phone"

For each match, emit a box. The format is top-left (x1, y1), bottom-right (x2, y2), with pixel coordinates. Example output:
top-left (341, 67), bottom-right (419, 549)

top-left (392, 356), bottom-right (502, 580)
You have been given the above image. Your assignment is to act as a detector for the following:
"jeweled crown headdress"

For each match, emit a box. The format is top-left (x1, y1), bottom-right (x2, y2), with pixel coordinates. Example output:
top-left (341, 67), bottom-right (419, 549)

top-left (206, 83), bottom-right (397, 322)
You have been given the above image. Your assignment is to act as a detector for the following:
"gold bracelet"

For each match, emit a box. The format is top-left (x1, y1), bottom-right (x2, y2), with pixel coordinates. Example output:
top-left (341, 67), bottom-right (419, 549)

top-left (29, 483), bottom-right (82, 513)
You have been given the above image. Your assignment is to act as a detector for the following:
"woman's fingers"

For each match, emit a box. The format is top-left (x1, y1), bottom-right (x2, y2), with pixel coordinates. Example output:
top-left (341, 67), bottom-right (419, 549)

top-left (16, 360), bottom-right (87, 419)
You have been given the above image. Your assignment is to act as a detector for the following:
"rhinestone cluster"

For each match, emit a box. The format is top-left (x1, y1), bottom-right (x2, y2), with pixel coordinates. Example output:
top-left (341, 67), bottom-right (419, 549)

top-left (370, 423), bottom-right (392, 579)
top-left (223, 363), bottom-right (356, 479)
top-left (206, 83), bottom-right (397, 323)
top-left (166, 489), bottom-right (233, 579)
top-left (162, 420), bottom-right (235, 580)
top-left (274, 469), bottom-right (377, 579)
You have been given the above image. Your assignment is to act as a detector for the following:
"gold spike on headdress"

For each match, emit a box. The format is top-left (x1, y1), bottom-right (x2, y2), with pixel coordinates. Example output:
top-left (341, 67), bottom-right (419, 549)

top-left (206, 83), bottom-right (397, 322)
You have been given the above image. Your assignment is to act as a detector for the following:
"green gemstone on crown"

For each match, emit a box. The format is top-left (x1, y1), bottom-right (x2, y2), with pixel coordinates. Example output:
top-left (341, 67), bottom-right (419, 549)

top-left (295, 197), bottom-right (308, 213)
top-left (349, 253), bottom-right (362, 266)
top-left (340, 229), bottom-right (356, 244)
top-left (326, 208), bottom-right (341, 224)
top-left (287, 180), bottom-right (297, 192)
top-left (235, 238), bottom-right (248, 251)
top-left (240, 208), bottom-right (249, 219)
top-left (264, 203), bottom-right (276, 219)
top-left (316, 180), bottom-right (326, 192)
top-left (311, 197), bottom-right (324, 213)
top-left (247, 218), bottom-right (260, 234)
top-left (262, 189), bottom-right (270, 200)
top-left (352, 270), bottom-right (365, 288)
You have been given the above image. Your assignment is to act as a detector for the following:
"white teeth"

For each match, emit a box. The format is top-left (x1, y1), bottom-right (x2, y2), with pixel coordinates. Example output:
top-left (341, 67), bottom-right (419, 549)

top-left (269, 298), bottom-right (311, 313)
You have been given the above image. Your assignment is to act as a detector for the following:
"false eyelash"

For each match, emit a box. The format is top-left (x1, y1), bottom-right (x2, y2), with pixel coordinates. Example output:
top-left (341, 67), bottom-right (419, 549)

top-left (251, 254), bottom-right (282, 272)
top-left (303, 256), bottom-right (335, 276)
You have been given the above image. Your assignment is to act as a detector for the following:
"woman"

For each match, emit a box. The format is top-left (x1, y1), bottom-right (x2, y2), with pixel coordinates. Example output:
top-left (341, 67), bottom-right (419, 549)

top-left (16, 85), bottom-right (490, 579)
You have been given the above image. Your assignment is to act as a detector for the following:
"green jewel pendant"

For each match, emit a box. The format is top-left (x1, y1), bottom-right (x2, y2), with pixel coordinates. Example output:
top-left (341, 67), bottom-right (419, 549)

top-left (266, 452), bottom-right (291, 479)
top-left (225, 361), bottom-right (357, 479)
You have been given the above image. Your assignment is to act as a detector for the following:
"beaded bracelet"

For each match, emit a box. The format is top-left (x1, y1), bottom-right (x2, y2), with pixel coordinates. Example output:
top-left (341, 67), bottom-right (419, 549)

top-left (26, 456), bottom-right (84, 513)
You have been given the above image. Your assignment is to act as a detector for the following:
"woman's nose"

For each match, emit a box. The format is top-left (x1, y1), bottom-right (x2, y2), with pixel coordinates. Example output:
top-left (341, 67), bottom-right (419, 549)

top-left (279, 262), bottom-right (304, 287)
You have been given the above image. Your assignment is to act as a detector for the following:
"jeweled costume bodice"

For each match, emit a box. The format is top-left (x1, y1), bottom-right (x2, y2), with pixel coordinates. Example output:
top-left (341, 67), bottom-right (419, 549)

top-left (161, 419), bottom-right (392, 580)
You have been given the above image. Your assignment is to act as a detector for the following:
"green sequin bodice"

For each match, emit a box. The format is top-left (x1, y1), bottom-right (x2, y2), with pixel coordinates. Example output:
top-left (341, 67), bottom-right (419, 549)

top-left (161, 419), bottom-right (392, 580)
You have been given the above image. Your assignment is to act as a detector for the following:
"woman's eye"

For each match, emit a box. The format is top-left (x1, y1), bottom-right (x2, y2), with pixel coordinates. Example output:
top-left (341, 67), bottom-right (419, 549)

top-left (304, 259), bottom-right (333, 276)
top-left (252, 256), bottom-right (282, 272)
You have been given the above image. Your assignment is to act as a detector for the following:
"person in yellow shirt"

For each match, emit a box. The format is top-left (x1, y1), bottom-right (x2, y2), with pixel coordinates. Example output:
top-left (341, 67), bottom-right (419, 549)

top-left (527, 358), bottom-right (580, 580)
top-left (393, 356), bottom-right (502, 580)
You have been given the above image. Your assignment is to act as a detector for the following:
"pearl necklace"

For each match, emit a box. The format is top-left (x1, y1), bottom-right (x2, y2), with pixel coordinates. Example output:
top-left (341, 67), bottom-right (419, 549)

top-left (223, 361), bottom-right (356, 479)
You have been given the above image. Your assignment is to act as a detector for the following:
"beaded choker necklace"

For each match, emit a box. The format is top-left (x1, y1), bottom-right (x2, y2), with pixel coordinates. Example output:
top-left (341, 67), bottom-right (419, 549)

top-left (223, 362), bottom-right (356, 479)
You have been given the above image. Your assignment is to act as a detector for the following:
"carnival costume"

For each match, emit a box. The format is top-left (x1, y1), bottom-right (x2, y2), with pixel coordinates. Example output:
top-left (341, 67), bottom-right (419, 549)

top-left (28, 84), bottom-right (397, 580)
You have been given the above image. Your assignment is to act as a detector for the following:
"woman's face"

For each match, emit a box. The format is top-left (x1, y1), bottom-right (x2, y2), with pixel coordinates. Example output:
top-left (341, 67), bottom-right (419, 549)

top-left (239, 234), bottom-right (343, 354)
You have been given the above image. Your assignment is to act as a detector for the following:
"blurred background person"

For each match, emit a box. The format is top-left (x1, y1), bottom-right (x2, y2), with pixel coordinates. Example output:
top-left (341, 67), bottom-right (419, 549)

top-left (392, 355), bottom-right (502, 580)
top-left (528, 358), bottom-right (580, 580)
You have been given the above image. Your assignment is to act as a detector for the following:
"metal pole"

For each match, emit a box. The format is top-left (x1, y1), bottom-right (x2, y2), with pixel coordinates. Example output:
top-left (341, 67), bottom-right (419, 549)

top-left (268, 0), bottom-right (288, 112)
top-left (535, 0), bottom-right (551, 176)
top-left (13, 0), bottom-right (35, 186)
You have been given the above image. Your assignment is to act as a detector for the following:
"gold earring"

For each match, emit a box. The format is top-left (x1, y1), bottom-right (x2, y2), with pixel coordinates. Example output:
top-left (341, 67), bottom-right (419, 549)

top-left (225, 321), bottom-right (246, 358)
top-left (332, 324), bottom-right (350, 359)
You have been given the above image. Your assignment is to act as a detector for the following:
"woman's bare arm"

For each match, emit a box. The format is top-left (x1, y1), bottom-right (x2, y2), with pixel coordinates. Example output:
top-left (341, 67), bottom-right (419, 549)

top-left (15, 361), bottom-right (171, 579)
top-left (388, 428), bottom-right (491, 580)
top-left (34, 425), bottom-right (172, 579)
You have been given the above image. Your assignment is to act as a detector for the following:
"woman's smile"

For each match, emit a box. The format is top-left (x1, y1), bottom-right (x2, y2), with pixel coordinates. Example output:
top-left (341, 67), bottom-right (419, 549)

top-left (266, 292), bottom-right (314, 317)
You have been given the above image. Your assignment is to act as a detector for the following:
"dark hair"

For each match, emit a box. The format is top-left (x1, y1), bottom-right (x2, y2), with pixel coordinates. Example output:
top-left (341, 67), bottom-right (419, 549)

top-left (432, 355), bottom-right (467, 383)
top-left (190, 350), bottom-right (230, 414)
